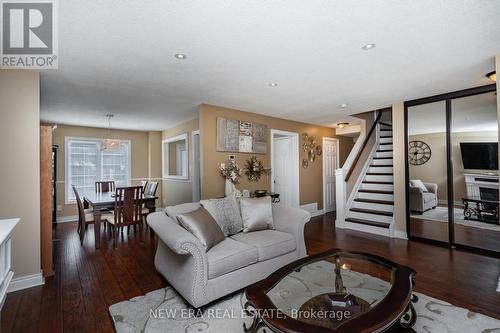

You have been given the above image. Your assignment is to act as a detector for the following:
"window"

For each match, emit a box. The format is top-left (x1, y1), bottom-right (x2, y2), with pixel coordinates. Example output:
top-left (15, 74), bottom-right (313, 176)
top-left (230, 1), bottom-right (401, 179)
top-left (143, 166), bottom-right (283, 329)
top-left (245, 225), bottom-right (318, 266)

top-left (66, 137), bottom-right (131, 202)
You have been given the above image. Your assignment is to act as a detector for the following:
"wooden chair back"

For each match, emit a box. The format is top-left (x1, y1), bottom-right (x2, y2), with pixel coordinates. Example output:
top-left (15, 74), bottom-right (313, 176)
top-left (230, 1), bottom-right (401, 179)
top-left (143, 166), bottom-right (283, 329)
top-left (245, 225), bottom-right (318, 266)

top-left (112, 186), bottom-right (143, 227)
top-left (144, 181), bottom-right (158, 197)
top-left (71, 185), bottom-right (85, 228)
top-left (95, 181), bottom-right (115, 193)
top-left (140, 180), bottom-right (148, 193)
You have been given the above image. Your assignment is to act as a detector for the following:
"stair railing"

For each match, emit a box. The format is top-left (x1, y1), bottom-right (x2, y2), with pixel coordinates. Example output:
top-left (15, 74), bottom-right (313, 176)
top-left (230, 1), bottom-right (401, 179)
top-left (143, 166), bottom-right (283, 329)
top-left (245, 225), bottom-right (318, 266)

top-left (335, 109), bottom-right (387, 228)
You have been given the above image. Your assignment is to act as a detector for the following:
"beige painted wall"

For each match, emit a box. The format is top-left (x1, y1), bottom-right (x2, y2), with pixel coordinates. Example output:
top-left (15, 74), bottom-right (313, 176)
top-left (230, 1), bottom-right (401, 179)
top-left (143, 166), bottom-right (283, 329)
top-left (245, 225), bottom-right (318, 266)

top-left (199, 104), bottom-right (353, 209)
top-left (162, 118), bottom-right (199, 207)
top-left (0, 70), bottom-right (41, 278)
top-left (409, 131), bottom-right (498, 202)
top-left (392, 101), bottom-right (406, 234)
top-left (51, 125), bottom-right (162, 218)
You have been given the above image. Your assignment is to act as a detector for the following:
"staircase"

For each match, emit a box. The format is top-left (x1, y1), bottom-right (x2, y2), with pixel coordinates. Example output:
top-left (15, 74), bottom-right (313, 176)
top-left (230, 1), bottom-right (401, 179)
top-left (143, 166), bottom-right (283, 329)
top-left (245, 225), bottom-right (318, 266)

top-left (345, 122), bottom-right (394, 234)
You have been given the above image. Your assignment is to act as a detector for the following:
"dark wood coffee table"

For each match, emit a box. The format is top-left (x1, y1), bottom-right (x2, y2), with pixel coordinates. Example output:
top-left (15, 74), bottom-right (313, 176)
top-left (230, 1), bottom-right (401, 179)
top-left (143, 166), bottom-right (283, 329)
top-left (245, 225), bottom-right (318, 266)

top-left (245, 249), bottom-right (417, 333)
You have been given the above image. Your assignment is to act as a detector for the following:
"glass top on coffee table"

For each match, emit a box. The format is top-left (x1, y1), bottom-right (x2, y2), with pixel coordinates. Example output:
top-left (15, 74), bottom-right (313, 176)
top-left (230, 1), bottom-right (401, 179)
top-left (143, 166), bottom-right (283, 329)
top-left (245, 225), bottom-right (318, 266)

top-left (245, 249), bottom-right (417, 333)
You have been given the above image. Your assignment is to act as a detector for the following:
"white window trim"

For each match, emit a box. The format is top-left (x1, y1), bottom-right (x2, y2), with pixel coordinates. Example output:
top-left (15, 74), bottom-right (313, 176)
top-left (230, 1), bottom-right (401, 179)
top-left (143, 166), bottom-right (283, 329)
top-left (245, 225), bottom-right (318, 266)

top-left (162, 133), bottom-right (189, 180)
top-left (64, 136), bottom-right (132, 204)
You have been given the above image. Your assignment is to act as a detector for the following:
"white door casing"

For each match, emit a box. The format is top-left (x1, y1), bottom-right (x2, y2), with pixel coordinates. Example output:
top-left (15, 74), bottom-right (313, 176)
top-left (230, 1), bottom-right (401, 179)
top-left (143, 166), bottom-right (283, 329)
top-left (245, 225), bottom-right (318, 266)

top-left (192, 131), bottom-right (201, 202)
top-left (323, 138), bottom-right (339, 213)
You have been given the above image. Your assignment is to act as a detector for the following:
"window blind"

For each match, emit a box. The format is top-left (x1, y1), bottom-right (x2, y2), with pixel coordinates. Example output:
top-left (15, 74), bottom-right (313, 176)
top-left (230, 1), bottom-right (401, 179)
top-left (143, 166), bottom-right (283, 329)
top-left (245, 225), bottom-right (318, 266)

top-left (66, 138), bottom-right (130, 202)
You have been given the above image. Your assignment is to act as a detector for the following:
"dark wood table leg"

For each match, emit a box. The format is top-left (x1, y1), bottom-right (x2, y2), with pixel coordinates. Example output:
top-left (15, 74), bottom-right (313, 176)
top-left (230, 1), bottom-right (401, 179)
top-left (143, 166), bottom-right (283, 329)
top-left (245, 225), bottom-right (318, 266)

top-left (94, 209), bottom-right (101, 249)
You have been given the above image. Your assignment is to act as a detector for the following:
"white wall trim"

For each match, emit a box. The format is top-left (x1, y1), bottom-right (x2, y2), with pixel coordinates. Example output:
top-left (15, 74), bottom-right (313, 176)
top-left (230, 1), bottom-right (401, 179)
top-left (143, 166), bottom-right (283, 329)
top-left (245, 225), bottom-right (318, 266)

top-left (322, 137), bottom-right (340, 214)
top-left (162, 133), bottom-right (189, 180)
top-left (270, 129), bottom-right (300, 208)
top-left (392, 230), bottom-right (408, 240)
top-left (56, 215), bottom-right (78, 223)
top-left (7, 272), bottom-right (44, 293)
top-left (299, 203), bottom-right (324, 217)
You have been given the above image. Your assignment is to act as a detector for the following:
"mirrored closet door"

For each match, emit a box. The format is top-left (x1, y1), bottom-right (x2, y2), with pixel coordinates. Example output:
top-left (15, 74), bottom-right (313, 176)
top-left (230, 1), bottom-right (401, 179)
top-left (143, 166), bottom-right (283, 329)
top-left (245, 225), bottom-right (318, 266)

top-left (405, 84), bottom-right (499, 255)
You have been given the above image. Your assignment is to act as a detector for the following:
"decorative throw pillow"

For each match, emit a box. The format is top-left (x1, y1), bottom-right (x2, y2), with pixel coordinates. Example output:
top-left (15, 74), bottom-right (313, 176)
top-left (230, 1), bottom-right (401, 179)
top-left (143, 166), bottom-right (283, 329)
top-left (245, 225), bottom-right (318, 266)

top-left (410, 179), bottom-right (428, 193)
top-left (176, 207), bottom-right (225, 251)
top-left (200, 197), bottom-right (243, 236)
top-left (240, 196), bottom-right (274, 232)
top-left (164, 202), bottom-right (201, 220)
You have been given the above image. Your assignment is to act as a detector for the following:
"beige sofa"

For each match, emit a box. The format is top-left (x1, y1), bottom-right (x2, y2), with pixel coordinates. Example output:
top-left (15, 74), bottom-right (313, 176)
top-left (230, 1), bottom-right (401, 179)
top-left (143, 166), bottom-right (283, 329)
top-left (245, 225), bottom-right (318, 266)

top-left (147, 202), bottom-right (310, 308)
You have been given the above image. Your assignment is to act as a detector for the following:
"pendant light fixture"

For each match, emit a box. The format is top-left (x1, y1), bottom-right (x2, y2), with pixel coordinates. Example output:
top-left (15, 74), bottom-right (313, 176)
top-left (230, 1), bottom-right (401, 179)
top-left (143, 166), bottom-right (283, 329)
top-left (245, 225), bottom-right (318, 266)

top-left (486, 71), bottom-right (496, 82)
top-left (100, 114), bottom-right (121, 151)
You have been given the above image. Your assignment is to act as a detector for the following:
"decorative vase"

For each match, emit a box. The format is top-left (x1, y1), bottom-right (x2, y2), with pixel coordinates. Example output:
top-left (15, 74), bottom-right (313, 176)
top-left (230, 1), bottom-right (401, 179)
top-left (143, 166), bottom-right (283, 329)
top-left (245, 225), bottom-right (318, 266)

top-left (225, 179), bottom-right (236, 197)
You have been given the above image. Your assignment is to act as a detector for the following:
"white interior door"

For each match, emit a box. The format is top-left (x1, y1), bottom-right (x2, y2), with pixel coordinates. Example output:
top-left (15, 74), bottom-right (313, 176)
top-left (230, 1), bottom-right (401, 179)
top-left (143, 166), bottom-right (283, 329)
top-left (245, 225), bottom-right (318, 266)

top-left (273, 137), bottom-right (292, 206)
top-left (323, 139), bottom-right (338, 212)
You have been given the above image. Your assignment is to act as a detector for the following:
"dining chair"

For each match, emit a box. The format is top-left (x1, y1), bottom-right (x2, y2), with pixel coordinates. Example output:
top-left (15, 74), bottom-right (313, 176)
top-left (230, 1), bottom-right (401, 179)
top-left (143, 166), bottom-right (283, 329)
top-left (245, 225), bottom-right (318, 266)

top-left (140, 180), bottom-right (148, 193)
top-left (95, 181), bottom-right (115, 193)
top-left (103, 186), bottom-right (144, 248)
top-left (142, 181), bottom-right (159, 220)
top-left (72, 185), bottom-right (95, 245)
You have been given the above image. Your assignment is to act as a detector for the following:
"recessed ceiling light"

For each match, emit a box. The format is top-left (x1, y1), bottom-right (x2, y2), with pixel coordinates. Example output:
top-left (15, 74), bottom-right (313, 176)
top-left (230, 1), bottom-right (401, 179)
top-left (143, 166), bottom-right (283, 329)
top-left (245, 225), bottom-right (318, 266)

top-left (268, 83), bottom-right (278, 87)
top-left (339, 103), bottom-right (348, 108)
top-left (361, 43), bottom-right (376, 50)
top-left (337, 122), bottom-right (350, 129)
top-left (174, 53), bottom-right (187, 60)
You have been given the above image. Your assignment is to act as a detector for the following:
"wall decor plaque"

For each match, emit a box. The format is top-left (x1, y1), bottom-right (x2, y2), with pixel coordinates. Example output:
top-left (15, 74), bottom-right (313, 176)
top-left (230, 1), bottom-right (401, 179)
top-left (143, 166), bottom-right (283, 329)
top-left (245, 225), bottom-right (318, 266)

top-left (217, 117), bottom-right (267, 154)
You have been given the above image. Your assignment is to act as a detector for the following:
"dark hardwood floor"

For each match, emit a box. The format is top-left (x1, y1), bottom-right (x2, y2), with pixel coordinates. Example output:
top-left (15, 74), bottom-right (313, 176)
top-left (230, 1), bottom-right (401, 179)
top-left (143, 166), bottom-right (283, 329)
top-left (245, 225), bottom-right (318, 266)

top-left (410, 217), bottom-right (500, 252)
top-left (2, 213), bottom-right (500, 332)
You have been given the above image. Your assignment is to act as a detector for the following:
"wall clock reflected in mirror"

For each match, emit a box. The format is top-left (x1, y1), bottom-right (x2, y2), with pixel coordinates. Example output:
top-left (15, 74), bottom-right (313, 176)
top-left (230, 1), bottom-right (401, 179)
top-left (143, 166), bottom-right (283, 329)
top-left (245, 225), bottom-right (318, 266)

top-left (408, 140), bottom-right (431, 165)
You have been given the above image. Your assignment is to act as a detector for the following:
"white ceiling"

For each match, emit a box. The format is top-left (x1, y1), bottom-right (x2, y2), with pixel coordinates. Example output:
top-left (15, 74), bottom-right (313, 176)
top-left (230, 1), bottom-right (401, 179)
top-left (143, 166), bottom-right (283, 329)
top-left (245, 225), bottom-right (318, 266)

top-left (40, 0), bottom-right (500, 131)
top-left (408, 92), bottom-right (497, 135)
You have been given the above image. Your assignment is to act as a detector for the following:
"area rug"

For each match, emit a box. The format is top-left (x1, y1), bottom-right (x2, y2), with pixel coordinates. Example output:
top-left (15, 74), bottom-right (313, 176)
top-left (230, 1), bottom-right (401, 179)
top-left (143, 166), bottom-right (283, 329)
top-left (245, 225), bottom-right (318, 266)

top-left (109, 261), bottom-right (500, 333)
top-left (411, 206), bottom-right (500, 232)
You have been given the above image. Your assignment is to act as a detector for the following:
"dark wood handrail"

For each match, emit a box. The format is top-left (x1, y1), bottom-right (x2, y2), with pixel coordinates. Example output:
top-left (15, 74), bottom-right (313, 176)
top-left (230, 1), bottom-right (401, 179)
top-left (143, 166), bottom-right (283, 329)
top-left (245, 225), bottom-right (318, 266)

top-left (344, 110), bottom-right (383, 182)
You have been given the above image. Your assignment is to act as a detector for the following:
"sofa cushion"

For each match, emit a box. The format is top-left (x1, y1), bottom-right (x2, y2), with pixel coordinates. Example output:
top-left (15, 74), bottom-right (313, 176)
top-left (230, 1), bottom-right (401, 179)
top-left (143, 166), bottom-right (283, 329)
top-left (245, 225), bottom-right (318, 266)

top-left (230, 230), bottom-right (296, 261)
top-left (423, 192), bottom-right (436, 204)
top-left (410, 179), bottom-right (428, 193)
top-left (200, 197), bottom-right (243, 236)
top-left (206, 238), bottom-right (258, 279)
top-left (165, 202), bottom-right (201, 220)
top-left (240, 196), bottom-right (274, 232)
top-left (177, 207), bottom-right (225, 251)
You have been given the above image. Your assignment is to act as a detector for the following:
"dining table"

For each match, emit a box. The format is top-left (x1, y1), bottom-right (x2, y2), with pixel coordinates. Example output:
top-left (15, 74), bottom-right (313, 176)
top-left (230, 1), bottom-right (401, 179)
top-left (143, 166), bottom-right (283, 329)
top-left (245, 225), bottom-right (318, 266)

top-left (82, 190), bottom-right (157, 249)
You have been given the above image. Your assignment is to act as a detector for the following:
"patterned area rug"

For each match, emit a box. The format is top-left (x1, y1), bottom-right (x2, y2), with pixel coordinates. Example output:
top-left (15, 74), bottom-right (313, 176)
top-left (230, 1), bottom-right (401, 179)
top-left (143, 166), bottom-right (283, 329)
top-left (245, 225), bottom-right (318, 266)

top-left (411, 206), bottom-right (500, 232)
top-left (109, 261), bottom-right (500, 333)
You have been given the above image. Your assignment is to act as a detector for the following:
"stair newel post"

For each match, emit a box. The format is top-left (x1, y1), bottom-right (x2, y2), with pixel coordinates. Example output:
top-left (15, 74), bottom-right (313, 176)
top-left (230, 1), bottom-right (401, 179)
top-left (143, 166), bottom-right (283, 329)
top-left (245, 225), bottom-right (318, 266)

top-left (335, 168), bottom-right (347, 228)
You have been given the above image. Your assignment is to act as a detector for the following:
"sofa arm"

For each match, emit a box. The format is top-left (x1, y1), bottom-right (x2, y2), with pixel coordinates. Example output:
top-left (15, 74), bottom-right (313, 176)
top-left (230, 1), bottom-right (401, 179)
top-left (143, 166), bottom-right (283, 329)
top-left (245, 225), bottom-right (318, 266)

top-left (147, 212), bottom-right (205, 256)
top-left (424, 183), bottom-right (438, 195)
top-left (272, 204), bottom-right (310, 257)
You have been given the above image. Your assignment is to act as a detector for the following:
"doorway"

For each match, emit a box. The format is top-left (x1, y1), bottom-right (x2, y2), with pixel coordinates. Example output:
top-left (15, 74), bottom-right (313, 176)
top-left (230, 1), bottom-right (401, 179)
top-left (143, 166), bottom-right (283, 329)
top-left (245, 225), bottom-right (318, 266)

top-left (271, 129), bottom-right (299, 207)
top-left (192, 131), bottom-right (201, 202)
top-left (323, 137), bottom-right (339, 213)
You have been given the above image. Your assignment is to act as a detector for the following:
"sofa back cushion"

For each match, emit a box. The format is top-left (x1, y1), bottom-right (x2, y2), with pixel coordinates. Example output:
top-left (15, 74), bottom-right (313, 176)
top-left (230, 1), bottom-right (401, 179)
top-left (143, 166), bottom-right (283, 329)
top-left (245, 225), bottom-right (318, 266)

top-left (200, 197), bottom-right (243, 236)
top-left (240, 196), bottom-right (274, 232)
top-left (410, 179), bottom-right (428, 193)
top-left (177, 207), bottom-right (225, 251)
top-left (165, 202), bottom-right (201, 220)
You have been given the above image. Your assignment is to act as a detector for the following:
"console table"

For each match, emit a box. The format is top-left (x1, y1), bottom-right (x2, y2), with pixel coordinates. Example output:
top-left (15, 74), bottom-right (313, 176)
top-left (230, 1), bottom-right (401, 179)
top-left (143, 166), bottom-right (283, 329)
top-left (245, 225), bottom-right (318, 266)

top-left (0, 218), bottom-right (20, 310)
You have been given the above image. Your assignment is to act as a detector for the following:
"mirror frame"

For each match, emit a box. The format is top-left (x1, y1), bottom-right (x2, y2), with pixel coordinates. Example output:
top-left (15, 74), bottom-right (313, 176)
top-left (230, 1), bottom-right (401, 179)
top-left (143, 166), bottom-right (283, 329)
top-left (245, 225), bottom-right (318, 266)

top-left (162, 133), bottom-right (189, 180)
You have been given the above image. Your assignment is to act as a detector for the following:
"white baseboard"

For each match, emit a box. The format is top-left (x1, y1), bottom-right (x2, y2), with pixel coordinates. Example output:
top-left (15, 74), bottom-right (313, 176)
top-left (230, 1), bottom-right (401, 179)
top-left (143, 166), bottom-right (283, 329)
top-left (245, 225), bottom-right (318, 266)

top-left (392, 230), bottom-right (408, 240)
top-left (299, 203), bottom-right (324, 217)
top-left (56, 215), bottom-right (78, 223)
top-left (0, 271), bottom-right (13, 309)
top-left (7, 272), bottom-right (44, 293)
